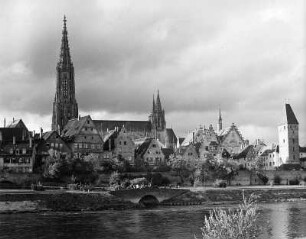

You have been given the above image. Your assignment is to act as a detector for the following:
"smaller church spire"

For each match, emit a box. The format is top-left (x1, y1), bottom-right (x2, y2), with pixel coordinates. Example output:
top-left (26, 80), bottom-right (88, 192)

top-left (218, 107), bottom-right (222, 132)
top-left (152, 94), bottom-right (155, 112)
top-left (156, 90), bottom-right (162, 111)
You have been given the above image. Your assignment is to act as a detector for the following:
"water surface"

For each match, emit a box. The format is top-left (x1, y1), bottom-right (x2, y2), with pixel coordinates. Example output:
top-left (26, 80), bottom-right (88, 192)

top-left (0, 201), bottom-right (306, 239)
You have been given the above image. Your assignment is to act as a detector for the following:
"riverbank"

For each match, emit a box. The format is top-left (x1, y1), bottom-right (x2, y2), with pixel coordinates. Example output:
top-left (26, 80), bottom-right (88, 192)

top-left (162, 185), bottom-right (306, 206)
top-left (0, 190), bottom-right (136, 213)
top-left (1, 186), bottom-right (306, 213)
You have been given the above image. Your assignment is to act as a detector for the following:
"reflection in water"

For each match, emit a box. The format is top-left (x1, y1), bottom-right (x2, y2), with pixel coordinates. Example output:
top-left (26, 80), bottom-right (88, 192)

top-left (0, 202), bottom-right (305, 239)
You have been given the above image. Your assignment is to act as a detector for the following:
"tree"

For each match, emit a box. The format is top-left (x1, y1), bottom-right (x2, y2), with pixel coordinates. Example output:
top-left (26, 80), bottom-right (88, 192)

top-left (109, 171), bottom-right (121, 187)
top-left (198, 194), bottom-right (259, 239)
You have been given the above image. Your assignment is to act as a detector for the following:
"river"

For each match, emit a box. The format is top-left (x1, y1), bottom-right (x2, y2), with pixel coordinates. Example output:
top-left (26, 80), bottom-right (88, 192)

top-left (0, 201), bottom-right (306, 239)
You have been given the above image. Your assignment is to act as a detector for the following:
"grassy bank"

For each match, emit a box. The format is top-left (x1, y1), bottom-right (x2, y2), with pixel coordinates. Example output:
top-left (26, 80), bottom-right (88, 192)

top-left (162, 186), bottom-right (306, 206)
top-left (1, 186), bottom-right (306, 213)
top-left (0, 191), bottom-right (135, 213)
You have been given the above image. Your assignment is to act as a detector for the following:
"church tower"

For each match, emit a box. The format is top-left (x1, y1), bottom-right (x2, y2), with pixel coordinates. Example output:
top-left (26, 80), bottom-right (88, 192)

top-left (150, 90), bottom-right (166, 132)
top-left (52, 16), bottom-right (78, 133)
top-left (217, 107), bottom-right (222, 132)
top-left (278, 104), bottom-right (299, 164)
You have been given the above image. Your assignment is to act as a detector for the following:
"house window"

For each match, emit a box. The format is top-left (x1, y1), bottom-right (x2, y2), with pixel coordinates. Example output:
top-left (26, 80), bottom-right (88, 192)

top-left (293, 139), bottom-right (295, 143)
top-left (124, 141), bottom-right (127, 145)
top-left (91, 144), bottom-right (95, 149)
top-left (283, 139), bottom-right (285, 143)
top-left (152, 144), bottom-right (156, 148)
top-left (51, 143), bottom-right (54, 147)
top-left (79, 144), bottom-right (82, 149)
top-left (119, 141), bottom-right (121, 145)
top-left (22, 148), bottom-right (26, 154)
top-left (74, 143), bottom-right (78, 149)
top-left (293, 147), bottom-right (294, 152)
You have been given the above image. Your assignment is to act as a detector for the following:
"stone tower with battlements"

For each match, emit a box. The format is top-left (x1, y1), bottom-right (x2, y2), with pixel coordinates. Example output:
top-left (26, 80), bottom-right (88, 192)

top-left (52, 16), bottom-right (78, 133)
top-left (278, 104), bottom-right (299, 164)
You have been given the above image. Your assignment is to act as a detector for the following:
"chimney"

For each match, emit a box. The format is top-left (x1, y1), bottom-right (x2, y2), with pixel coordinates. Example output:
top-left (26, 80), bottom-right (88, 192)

top-left (13, 117), bottom-right (15, 122)
top-left (3, 118), bottom-right (6, 127)
top-left (0, 131), bottom-right (2, 141)
top-left (13, 136), bottom-right (16, 145)
top-left (109, 139), bottom-right (111, 152)
top-left (40, 128), bottom-right (43, 139)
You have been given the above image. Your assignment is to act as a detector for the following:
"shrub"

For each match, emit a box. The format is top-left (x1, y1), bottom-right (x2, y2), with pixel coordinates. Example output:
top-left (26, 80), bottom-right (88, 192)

top-left (289, 178), bottom-right (299, 185)
top-left (256, 172), bottom-right (269, 185)
top-left (213, 179), bottom-right (227, 188)
top-left (273, 175), bottom-right (281, 185)
top-left (197, 194), bottom-right (259, 239)
top-left (109, 171), bottom-right (120, 187)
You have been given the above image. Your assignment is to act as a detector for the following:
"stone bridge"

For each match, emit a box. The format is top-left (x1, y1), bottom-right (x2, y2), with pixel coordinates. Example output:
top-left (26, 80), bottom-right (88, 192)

top-left (110, 188), bottom-right (188, 205)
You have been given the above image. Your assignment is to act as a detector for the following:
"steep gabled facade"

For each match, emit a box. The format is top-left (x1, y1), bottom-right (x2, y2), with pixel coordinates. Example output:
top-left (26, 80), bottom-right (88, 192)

top-left (52, 16), bottom-right (78, 133)
top-left (61, 115), bottom-right (103, 158)
top-left (136, 138), bottom-right (165, 167)
top-left (115, 126), bottom-right (136, 165)
top-left (218, 123), bottom-right (245, 155)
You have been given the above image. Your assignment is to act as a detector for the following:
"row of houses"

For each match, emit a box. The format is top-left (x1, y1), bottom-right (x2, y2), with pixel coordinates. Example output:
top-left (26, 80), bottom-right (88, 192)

top-left (0, 116), bottom-right (176, 173)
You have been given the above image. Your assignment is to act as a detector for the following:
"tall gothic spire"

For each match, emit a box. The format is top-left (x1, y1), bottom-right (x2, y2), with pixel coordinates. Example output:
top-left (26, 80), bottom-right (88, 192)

top-left (156, 90), bottom-right (162, 111)
top-left (52, 16), bottom-right (78, 133)
top-left (58, 15), bottom-right (72, 68)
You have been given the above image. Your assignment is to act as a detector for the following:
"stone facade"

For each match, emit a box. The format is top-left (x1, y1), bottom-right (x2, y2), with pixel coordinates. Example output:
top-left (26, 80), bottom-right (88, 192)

top-left (52, 16), bottom-right (78, 133)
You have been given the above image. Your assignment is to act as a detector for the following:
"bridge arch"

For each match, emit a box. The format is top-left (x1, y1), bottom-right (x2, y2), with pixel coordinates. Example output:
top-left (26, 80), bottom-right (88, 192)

top-left (139, 195), bottom-right (159, 207)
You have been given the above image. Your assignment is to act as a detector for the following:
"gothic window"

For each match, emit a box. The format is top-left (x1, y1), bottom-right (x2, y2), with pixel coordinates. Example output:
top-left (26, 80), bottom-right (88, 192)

top-left (63, 77), bottom-right (68, 98)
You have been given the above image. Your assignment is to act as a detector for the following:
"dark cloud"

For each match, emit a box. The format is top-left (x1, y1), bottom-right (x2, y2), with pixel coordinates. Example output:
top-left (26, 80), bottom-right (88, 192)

top-left (0, 0), bottom-right (305, 144)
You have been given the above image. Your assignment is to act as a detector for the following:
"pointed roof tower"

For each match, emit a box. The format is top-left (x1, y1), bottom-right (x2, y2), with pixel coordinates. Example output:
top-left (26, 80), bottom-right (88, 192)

top-left (284, 104), bottom-right (299, 124)
top-left (218, 107), bottom-right (222, 121)
top-left (58, 15), bottom-right (72, 68)
top-left (156, 90), bottom-right (162, 111)
top-left (152, 94), bottom-right (155, 112)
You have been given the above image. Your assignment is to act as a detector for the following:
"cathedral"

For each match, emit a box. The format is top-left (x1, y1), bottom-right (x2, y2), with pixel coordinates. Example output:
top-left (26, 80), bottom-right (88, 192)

top-left (52, 16), bottom-right (78, 133)
top-left (51, 17), bottom-right (177, 150)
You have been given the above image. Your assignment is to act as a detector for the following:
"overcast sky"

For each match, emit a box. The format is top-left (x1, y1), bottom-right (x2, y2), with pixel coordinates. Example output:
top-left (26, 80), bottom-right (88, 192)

top-left (0, 0), bottom-right (305, 145)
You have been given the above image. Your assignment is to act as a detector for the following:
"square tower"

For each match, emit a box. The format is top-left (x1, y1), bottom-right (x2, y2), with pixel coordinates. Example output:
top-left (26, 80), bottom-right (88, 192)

top-left (278, 104), bottom-right (299, 164)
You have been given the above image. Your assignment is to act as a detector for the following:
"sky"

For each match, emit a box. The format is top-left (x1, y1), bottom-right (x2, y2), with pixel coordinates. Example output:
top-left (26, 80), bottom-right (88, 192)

top-left (0, 0), bottom-right (305, 145)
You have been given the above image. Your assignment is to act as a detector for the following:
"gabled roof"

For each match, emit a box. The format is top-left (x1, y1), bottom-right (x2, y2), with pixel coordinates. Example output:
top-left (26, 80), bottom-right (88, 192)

top-left (93, 120), bottom-right (151, 133)
top-left (284, 104), bottom-right (299, 125)
top-left (233, 145), bottom-right (253, 159)
top-left (42, 131), bottom-right (56, 141)
top-left (7, 119), bottom-right (24, 128)
top-left (61, 116), bottom-right (91, 138)
top-left (218, 123), bottom-right (244, 143)
top-left (136, 138), bottom-right (153, 158)
top-left (261, 149), bottom-right (274, 157)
